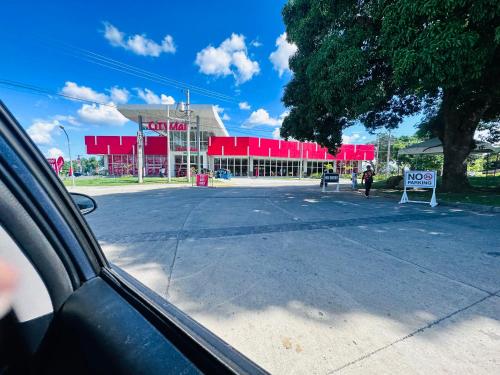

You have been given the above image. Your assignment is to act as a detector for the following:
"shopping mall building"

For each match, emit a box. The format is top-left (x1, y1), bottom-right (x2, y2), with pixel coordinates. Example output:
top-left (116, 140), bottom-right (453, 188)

top-left (84, 104), bottom-right (375, 177)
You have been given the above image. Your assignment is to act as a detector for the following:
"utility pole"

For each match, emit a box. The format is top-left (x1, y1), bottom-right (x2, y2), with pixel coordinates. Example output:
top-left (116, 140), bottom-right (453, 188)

top-left (386, 131), bottom-right (391, 174)
top-left (186, 90), bottom-right (191, 182)
top-left (137, 115), bottom-right (144, 183)
top-left (59, 125), bottom-right (75, 187)
top-left (196, 115), bottom-right (201, 173)
top-left (166, 105), bottom-right (171, 182)
top-left (375, 134), bottom-right (380, 174)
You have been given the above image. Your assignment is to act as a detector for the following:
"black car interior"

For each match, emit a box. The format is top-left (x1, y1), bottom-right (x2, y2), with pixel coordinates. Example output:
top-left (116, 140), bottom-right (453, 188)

top-left (0, 101), bottom-right (266, 374)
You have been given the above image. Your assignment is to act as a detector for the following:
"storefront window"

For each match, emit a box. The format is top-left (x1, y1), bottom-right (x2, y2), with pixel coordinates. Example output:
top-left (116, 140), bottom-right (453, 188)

top-left (174, 154), bottom-right (202, 176)
top-left (169, 131), bottom-right (214, 152)
top-left (109, 154), bottom-right (136, 176)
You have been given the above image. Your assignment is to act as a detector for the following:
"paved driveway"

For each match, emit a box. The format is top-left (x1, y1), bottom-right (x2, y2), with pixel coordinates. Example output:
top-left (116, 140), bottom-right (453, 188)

top-left (76, 180), bottom-right (500, 374)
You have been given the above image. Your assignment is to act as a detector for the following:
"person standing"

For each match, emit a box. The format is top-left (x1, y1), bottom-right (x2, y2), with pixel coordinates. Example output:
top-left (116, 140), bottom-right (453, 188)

top-left (361, 165), bottom-right (375, 198)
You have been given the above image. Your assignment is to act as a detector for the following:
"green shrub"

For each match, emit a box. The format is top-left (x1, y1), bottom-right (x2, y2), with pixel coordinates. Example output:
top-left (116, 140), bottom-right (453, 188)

top-left (386, 175), bottom-right (403, 188)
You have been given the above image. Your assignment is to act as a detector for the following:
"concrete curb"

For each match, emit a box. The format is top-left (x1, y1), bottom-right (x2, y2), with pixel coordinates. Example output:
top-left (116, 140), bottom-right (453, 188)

top-left (371, 189), bottom-right (500, 213)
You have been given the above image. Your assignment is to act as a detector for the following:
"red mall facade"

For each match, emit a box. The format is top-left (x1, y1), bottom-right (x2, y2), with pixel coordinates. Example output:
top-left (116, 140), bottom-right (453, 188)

top-left (85, 135), bottom-right (375, 177)
top-left (85, 103), bottom-right (374, 177)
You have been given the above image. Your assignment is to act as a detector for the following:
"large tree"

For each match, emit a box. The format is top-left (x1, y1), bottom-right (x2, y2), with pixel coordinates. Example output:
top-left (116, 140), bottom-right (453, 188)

top-left (281, 0), bottom-right (500, 191)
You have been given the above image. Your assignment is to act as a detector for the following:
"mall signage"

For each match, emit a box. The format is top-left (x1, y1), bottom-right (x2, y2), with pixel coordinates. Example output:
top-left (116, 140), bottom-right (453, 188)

top-left (399, 170), bottom-right (438, 207)
top-left (47, 156), bottom-right (64, 175)
top-left (145, 121), bottom-right (187, 132)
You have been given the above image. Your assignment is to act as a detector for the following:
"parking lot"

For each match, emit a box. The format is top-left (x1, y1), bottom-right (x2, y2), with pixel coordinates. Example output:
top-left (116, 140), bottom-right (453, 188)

top-left (75, 180), bottom-right (500, 374)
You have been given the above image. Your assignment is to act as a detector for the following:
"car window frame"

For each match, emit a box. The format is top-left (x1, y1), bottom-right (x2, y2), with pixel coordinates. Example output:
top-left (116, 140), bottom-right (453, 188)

top-left (0, 101), bottom-right (268, 374)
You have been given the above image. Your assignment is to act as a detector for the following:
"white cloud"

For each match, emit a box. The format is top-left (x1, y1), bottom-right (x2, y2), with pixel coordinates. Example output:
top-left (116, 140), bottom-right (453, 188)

top-left (59, 82), bottom-right (131, 126)
top-left (272, 128), bottom-right (281, 139)
top-left (244, 108), bottom-right (284, 128)
top-left (53, 115), bottom-right (80, 126)
top-left (342, 133), bottom-right (361, 144)
top-left (161, 94), bottom-right (175, 105)
top-left (103, 22), bottom-right (124, 46)
top-left (232, 51), bottom-right (260, 83)
top-left (61, 81), bottom-right (109, 103)
top-left (251, 40), bottom-right (262, 48)
top-left (27, 120), bottom-right (61, 145)
top-left (103, 22), bottom-right (176, 57)
top-left (213, 105), bottom-right (230, 121)
top-left (195, 33), bottom-right (260, 84)
top-left (135, 88), bottom-right (174, 105)
top-left (269, 32), bottom-right (298, 77)
top-left (77, 103), bottom-right (128, 126)
top-left (239, 101), bottom-right (251, 110)
top-left (136, 88), bottom-right (161, 104)
top-left (109, 87), bottom-right (129, 104)
top-left (46, 147), bottom-right (64, 159)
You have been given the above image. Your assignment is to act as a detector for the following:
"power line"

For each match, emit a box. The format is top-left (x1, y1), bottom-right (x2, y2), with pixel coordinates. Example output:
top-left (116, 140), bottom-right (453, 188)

top-left (0, 79), bottom-right (116, 107)
top-left (0, 79), bottom-right (278, 137)
top-left (50, 41), bottom-right (239, 103)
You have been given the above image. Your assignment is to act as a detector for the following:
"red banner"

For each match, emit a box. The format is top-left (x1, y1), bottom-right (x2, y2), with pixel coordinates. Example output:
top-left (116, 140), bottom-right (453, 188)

top-left (196, 174), bottom-right (209, 187)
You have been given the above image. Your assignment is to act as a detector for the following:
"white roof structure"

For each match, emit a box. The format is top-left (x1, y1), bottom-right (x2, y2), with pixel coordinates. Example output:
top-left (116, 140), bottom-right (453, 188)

top-left (398, 137), bottom-right (500, 156)
top-left (117, 104), bottom-right (229, 136)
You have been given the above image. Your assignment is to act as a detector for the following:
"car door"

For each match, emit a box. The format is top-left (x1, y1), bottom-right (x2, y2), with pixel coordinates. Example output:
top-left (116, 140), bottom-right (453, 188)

top-left (0, 101), bottom-right (267, 374)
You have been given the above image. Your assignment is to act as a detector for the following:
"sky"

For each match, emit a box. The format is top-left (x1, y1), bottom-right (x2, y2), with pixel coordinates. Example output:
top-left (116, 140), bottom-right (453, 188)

top-left (0, 0), bottom-right (420, 160)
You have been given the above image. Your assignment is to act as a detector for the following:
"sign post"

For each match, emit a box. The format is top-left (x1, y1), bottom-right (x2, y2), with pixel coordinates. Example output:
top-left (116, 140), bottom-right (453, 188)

top-left (321, 173), bottom-right (340, 193)
top-left (399, 170), bottom-right (438, 207)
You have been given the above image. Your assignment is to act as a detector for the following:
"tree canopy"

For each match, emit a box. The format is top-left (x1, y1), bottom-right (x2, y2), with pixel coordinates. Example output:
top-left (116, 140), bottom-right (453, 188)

top-left (281, 0), bottom-right (500, 191)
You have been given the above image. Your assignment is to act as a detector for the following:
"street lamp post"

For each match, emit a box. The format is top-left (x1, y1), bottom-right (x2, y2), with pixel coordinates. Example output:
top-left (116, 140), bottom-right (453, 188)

top-left (60, 125), bottom-right (75, 187)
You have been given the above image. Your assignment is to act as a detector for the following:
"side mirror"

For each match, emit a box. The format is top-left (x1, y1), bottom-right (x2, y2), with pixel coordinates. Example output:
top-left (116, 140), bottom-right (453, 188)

top-left (70, 193), bottom-right (97, 215)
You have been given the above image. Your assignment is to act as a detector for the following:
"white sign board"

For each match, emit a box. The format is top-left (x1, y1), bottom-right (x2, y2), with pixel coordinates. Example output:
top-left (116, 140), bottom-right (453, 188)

top-left (404, 171), bottom-right (436, 188)
top-left (400, 170), bottom-right (438, 207)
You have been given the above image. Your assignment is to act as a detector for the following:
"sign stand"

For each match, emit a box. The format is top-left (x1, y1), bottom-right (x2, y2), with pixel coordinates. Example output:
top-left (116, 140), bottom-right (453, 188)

top-left (399, 170), bottom-right (438, 207)
top-left (193, 173), bottom-right (212, 188)
top-left (321, 173), bottom-right (340, 193)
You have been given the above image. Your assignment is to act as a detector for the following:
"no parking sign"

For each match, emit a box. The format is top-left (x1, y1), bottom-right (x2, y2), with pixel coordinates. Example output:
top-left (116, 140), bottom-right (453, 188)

top-left (404, 171), bottom-right (436, 188)
top-left (400, 170), bottom-right (438, 207)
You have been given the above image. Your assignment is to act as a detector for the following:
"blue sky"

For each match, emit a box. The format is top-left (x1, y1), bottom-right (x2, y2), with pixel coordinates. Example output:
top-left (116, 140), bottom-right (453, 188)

top-left (0, 0), bottom-right (420, 159)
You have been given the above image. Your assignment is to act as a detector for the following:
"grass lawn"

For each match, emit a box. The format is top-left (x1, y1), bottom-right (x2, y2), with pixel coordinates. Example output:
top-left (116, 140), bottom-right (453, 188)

top-left (371, 175), bottom-right (500, 206)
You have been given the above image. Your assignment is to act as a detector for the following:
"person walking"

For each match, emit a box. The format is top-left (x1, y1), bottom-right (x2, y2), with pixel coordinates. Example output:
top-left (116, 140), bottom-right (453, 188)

top-left (361, 165), bottom-right (375, 198)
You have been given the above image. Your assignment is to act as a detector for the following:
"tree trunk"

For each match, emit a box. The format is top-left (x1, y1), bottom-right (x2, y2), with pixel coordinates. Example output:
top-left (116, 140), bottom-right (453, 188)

top-left (440, 91), bottom-right (489, 192)
top-left (441, 125), bottom-right (474, 191)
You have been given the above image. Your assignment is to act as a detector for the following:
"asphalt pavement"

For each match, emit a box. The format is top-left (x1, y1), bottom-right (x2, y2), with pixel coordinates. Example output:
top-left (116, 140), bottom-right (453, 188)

top-left (73, 179), bottom-right (500, 374)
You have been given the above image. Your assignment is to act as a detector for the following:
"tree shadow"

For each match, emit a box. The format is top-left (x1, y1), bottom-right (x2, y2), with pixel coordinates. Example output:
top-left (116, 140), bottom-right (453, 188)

top-left (82, 185), bottom-right (500, 373)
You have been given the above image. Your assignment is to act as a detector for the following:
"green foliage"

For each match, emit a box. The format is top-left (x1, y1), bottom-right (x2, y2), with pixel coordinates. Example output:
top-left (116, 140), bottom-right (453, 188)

top-left (282, 0), bottom-right (500, 190)
top-left (371, 133), bottom-right (443, 173)
top-left (477, 121), bottom-right (500, 144)
top-left (309, 172), bottom-right (323, 179)
top-left (386, 175), bottom-right (403, 188)
top-left (80, 156), bottom-right (100, 174)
